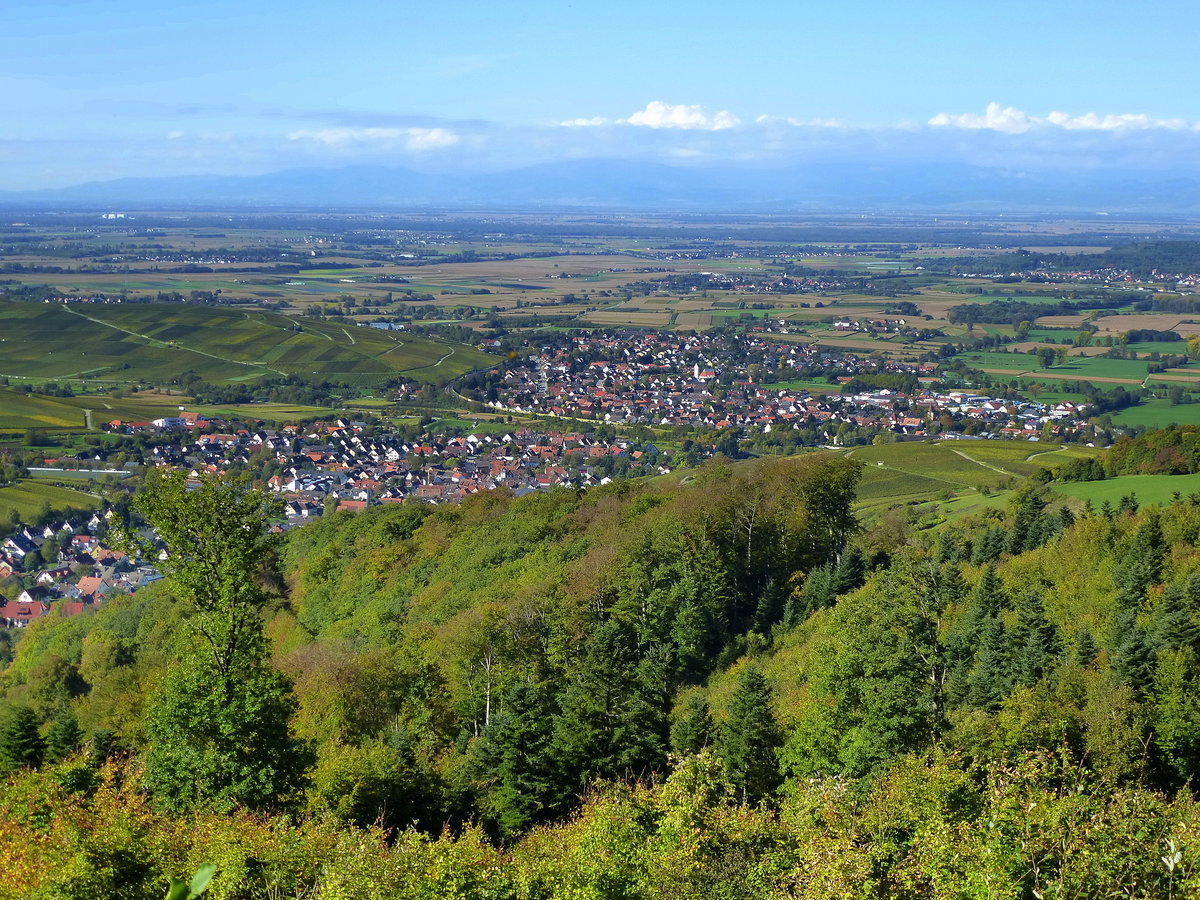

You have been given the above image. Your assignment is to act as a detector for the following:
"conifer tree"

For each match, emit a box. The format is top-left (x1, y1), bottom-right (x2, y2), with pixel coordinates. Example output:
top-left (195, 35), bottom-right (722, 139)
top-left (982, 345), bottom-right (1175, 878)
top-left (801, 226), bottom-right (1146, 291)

top-left (1075, 626), bottom-right (1099, 667)
top-left (44, 705), bottom-right (84, 762)
top-left (471, 680), bottom-right (559, 839)
top-left (670, 692), bottom-right (714, 756)
top-left (717, 665), bottom-right (782, 802)
top-left (966, 617), bottom-right (1009, 710)
top-left (1153, 582), bottom-right (1200, 652)
top-left (0, 706), bottom-right (44, 772)
top-left (1113, 512), bottom-right (1165, 609)
top-left (1112, 610), bottom-right (1157, 694)
top-left (554, 621), bottom-right (667, 787)
top-left (1010, 591), bottom-right (1060, 686)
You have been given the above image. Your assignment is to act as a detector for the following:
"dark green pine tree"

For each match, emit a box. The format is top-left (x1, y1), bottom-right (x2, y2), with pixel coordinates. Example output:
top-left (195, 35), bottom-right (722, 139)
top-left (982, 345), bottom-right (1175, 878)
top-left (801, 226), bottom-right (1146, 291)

top-left (1153, 581), bottom-right (1200, 652)
top-left (833, 547), bottom-right (868, 595)
top-left (89, 728), bottom-right (117, 768)
top-left (1058, 505), bottom-right (1075, 531)
top-left (44, 705), bottom-right (84, 762)
top-left (1075, 626), bottom-right (1099, 667)
top-left (947, 565), bottom-right (1004, 703)
top-left (1111, 610), bottom-right (1157, 694)
top-left (672, 600), bottom-right (717, 685)
top-left (751, 576), bottom-right (787, 633)
top-left (553, 621), bottom-right (668, 788)
top-left (1010, 591), bottom-right (1060, 686)
top-left (1113, 512), bottom-right (1165, 609)
top-left (966, 616), bottom-right (1010, 711)
top-left (970, 526), bottom-right (1007, 566)
top-left (788, 565), bottom-right (837, 624)
top-left (965, 565), bottom-right (1005, 631)
top-left (670, 692), bottom-right (714, 756)
top-left (472, 680), bottom-right (559, 839)
top-left (0, 706), bottom-right (45, 772)
top-left (717, 665), bottom-right (782, 802)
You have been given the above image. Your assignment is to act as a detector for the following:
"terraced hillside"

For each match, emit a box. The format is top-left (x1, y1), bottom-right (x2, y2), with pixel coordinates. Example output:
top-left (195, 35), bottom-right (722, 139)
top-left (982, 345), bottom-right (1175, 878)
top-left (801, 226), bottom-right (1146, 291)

top-left (0, 301), bottom-right (493, 387)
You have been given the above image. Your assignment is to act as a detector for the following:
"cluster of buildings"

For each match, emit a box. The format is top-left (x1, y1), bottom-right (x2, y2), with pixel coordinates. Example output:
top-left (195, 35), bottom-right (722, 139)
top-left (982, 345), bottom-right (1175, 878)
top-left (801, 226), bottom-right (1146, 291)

top-left (959, 267), bottom-right (1200, 289)
top-left (474, 331), bottom-right (1093, 439)
top-left (81, 413), bottom-right (670, 524)
top-left (0, 516), bottom-right (162, 627)
top-left (259, 424), bottom-right (666, 523)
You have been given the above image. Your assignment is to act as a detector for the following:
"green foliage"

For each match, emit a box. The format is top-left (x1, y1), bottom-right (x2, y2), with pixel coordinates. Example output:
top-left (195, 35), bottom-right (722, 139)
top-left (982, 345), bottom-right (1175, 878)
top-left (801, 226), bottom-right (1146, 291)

top-left (44, 705), bottom-right (84, 762)
top-left (717, 666), bottom-right (782, 802)
top-left (0, 705), bottom-right (44, 772)
top-left (165, 864), bottom-right (215, 900)
top-left (129, 470), bottom-right (312, 812)
top-left (143, 640), bottom-right (312, 813)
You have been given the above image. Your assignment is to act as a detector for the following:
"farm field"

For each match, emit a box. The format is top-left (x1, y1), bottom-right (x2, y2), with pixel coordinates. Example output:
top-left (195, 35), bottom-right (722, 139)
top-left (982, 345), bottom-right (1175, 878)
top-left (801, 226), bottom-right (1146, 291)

top-left (1111, 399), bottom-right (1200, 428)
top-left (0, 301), bottom-right (491, 388)
top-left (0, 479), bottom-right (99, 523)
top-left (846, 439), bottom-right (1103, 515)
top-left (1052, 473), bottom-right (1200, 508)
top-left (848, 442), bottom-right (1011, 490)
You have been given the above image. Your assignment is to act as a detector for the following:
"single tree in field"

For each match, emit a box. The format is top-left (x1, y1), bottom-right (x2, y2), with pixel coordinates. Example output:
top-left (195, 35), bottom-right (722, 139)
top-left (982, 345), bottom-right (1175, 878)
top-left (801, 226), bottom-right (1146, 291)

top-left (718, 665), bottom-right (782, 802)
top-left (124, 470), bottom-right (312, 812)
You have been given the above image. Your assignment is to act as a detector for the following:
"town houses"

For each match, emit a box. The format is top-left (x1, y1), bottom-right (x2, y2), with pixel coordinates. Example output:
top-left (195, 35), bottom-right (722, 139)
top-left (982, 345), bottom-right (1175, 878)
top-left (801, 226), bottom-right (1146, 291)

top-left (0, 513), bottom-right (162, 628)
top-left (472, 330), bottom-right (1096, 440)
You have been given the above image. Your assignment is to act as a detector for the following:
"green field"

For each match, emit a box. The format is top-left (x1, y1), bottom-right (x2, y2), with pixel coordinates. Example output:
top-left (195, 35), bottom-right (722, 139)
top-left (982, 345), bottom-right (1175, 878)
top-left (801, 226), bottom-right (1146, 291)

top-left (1052, 473), bottom-right (1200, 508)
top-left (0, 387), bottom-right (343, 432)
top-left (0, 301), bottom-right (492, 388)
top-left (849, 442), bottom-right (1011, 490)
top-left (846, 439), bottom-right (1105, 517)
top-left (1111, 399), bottom-right (1200, 428)
top-left (0, 479), bottom-right (100, 523)
top-left (955, 350), bottom-right (1173, 383)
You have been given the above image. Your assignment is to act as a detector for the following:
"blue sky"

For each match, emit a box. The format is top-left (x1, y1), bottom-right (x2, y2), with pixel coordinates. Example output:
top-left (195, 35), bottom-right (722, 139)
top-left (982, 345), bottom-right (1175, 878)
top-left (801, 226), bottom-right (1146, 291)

top-left (4, 0), bottom-right (1200, 189)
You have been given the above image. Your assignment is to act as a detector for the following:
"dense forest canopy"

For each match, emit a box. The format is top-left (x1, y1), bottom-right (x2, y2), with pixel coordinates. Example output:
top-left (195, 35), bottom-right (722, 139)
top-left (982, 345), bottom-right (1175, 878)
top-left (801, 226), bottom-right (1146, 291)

top-left (6, 449), bottom-right (1200, 896)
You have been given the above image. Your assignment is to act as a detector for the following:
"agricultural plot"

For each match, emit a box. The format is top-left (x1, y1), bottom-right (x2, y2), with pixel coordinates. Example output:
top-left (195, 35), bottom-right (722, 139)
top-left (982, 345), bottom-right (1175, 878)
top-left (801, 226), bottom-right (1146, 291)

top-left (0, 301), bottom-right (491, 388)
top-left (849, 442), bottom-right (1011, 489)
top-left (0, 480), bottom-right (99, 523)
top-left (1111, 399), bottom-right (1200, 428)
top-left (853, 463), bottom-right (948, 508)
top-left (1052, 473), bottom-right (1200, 508)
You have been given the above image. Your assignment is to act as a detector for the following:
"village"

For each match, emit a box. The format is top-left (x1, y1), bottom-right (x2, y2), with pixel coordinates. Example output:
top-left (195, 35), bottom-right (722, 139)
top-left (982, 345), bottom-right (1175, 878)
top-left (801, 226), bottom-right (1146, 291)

top-left (476, 330), bottom-right (1095, 439)
top-left (0, 327), bottom-right (1103, 631)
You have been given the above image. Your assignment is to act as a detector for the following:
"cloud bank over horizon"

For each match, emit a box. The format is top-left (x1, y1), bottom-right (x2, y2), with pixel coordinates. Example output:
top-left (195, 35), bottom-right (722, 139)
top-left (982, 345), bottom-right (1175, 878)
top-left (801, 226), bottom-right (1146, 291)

top-left (6, 100), bottom-right (1200, 192)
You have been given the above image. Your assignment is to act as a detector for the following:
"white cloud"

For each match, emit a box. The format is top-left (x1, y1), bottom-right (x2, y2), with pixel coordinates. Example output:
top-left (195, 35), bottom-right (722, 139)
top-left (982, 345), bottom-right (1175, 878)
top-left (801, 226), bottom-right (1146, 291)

top-left (287, 126), bottom-right (459, 151)
top-left (562, 102), bottom-right (740, 131)
top-left (560, 116), bottom-right (610, 127)
top-left (626, 101), bottom-right (739, 130)
top-left (755, 114), bottom-right (844, 128)
top-left (929, 102), bottom-right (1033, 133)
top-left (931, 102), bottom-right (1200, 133)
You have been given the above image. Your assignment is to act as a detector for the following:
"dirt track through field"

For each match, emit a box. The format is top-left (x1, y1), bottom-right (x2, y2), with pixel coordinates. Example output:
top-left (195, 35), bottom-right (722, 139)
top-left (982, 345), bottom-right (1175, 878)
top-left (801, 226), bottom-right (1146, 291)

top-left (61, 305), bottom-right (284, 375)
top-left (979, 367), bottom-right (1143, 385)
top-left (948, 448), bottom-right (1012, 475)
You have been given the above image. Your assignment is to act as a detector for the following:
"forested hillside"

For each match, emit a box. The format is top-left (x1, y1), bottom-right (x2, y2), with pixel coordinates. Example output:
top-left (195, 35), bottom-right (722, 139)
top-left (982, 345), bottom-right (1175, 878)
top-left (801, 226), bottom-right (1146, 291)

top-left (5, 453), bottom-right (1200, 897)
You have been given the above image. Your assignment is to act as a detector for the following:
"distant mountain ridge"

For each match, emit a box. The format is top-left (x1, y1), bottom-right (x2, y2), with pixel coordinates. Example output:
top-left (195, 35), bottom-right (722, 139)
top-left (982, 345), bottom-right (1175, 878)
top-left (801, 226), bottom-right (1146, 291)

top-left (2, 159), bottom-right (1199, 212)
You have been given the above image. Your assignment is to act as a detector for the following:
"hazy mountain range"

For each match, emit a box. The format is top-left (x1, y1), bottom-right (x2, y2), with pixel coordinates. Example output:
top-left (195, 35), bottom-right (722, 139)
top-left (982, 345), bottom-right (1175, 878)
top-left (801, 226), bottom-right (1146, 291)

top-left (2, 160), bottom-right (1198, 212)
